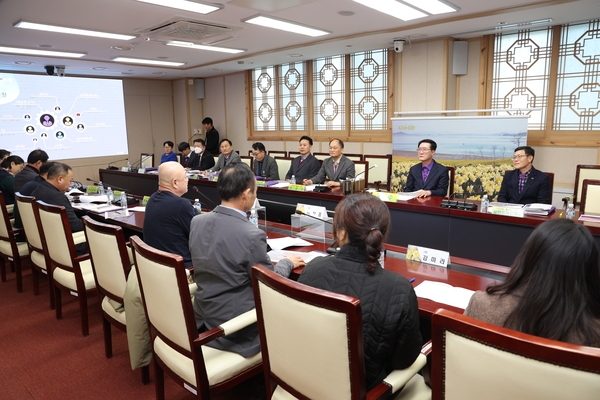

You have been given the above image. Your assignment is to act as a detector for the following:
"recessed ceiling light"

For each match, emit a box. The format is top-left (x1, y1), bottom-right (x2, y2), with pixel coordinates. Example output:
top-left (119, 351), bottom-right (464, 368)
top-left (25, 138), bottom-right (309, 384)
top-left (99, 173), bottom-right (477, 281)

top-left (0, 46), bottom-right (86, 58)
top-left (403, 0), bottom-right (459, 15)
top-left (92, 67), bottom-right (108, 70)
top-left (14, 20), bottom-right (136, 40)
top-left (166, 41), bottom-right (245, 54)
top-left (242, 14), bottom-right (331, 37)
top-left (14, 61), bottom-right (33, 65)
top-left (135, 0), bottom-right (222, 14)
top-left (112, 57), bottom-right (185, 67)
top-left (352, 0), bottom-right (427, 21)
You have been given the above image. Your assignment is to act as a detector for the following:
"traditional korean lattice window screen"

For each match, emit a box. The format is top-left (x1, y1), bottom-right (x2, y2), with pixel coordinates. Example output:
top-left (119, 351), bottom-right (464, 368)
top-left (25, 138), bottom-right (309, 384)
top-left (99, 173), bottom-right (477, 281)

top-left (491, 27), bottom-right (553, 130)
top-left (251, 66), bottom-right (277, 131)
top-left (350, 49), bottom-right (388, 130)
top-left (554, 19), bottom-right (600, 130)
top-left (279, 62), bottom-right (307, 131)
top-left (313, 55), bottom-right (346, 130)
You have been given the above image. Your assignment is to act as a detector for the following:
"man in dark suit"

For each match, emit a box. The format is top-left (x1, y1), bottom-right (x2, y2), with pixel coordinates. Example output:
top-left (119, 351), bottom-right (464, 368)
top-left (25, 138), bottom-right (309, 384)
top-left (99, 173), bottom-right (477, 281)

top-left (304, 138), bottom-right (355, 188)
top-left (202, 117), bottom-right (220, 155)
top-left (190, 162), bottom-right (304, 357)
top-left (188, 138), bottom-right (215, 171)
top-left (14, 149), bottom-right (49, 193)
top-left (404, 139), bottom-right (449, 198)
top-left (498, 146), bottom-right (551, 204)
top-left (31, 162), bottom-right (87, 254)
top-left (251, 142), bottom-right (279, 180)
top-left (177, 142), bottom-right (192, 169)
top-left (285, 135), bottom-right (321, 182)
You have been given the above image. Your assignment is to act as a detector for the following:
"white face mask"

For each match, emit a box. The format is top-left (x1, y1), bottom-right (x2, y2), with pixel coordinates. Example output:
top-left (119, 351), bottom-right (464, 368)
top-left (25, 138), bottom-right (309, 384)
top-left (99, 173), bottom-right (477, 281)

top-left (194, 147), bottom-right (202, 154)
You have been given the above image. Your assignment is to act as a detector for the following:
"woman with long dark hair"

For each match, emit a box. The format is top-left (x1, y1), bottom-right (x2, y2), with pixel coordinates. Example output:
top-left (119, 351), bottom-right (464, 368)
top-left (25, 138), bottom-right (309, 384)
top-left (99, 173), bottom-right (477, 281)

top-left (465, 218), bottom-right (600, 346)
top-left (298, 193), bottom-right (422, 390)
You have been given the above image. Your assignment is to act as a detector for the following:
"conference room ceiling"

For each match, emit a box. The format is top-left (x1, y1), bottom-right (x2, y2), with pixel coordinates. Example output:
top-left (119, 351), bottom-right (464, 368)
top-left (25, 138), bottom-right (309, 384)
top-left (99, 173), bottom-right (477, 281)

top-left (0, 0), bottom-right (598, 80)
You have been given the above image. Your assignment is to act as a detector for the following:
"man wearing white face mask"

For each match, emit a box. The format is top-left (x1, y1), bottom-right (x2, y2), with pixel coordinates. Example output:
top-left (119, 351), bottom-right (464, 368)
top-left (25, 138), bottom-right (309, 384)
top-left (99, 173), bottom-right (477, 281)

top-left (189, 138), bottom-right (215, 170)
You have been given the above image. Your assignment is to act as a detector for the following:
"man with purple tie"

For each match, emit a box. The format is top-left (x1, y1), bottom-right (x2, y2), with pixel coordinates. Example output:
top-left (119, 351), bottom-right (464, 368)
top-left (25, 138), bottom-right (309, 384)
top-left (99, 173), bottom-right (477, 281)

top-left (404, 139), bottom-right (449, 198)
top-left (498, 146), bottom-right (551, 204)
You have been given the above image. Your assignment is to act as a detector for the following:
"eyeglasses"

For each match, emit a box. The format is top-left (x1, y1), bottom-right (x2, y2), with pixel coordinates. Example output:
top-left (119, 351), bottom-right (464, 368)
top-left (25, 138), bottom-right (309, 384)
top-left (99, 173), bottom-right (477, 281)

top-left (511, 154), bottom-right (528, 160)
top-left (417, 148), bottom-right (431, 152)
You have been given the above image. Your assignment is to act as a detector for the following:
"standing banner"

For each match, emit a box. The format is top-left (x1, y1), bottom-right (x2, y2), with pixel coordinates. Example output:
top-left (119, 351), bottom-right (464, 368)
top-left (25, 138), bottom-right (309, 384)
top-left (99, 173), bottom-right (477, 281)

top-left (391, 115), bottom-right (529, 200)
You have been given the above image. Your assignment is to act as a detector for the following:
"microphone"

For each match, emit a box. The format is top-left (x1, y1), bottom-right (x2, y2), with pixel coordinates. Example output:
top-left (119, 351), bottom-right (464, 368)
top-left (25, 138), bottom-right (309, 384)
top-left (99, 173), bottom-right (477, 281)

top-left (107, 157), bottom-right (128, 170)
top-left (129, 158), bottom-right (143, 172)
top-left (354, 163), bottom-right (378, 180)
top-left (294, 209), bottom-right (333, 224)
top-left (86, 178), bottom-right (129, 193)
top-left (192, 186), bottom-right (218, 208)
top-left (441, 189), bottom-right (458, 208)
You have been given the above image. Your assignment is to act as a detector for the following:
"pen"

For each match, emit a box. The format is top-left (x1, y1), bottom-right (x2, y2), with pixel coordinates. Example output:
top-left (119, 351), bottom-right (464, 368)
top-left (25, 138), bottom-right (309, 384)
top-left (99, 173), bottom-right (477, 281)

top-left (409, 278), bottom-right (416, 283)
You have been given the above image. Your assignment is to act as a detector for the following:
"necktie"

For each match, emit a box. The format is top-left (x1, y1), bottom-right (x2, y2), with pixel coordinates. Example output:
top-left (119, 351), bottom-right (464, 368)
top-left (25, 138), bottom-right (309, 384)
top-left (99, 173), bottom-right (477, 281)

top-left (334, 163), bottom-right (338, 174)
top-left (422, 168), bottom-right (429, 183)
top-left (519, 173), bottom-right (527, 193)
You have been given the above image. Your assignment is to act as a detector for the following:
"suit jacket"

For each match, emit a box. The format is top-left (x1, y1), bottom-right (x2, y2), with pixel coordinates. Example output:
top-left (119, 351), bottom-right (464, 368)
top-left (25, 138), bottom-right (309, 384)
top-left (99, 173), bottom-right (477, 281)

top-left (205, 128), bottom-right (220, 155)
top-left (31, 180), bottom-right (83, 232)
top-left (310, 155), bottom-right (355, 184)
top-left (212, 151), bottom-right (241, 172)
top-left (189, 150), bottom-right (215, 171)
top-left (252, 154), bottom-right (279, 180)
top-left (497, 167), bottom-right (551, 204)
top-left (180, 153), bottom-right (191, 168)
top-left (190, 206), bottom-right (293, 357)
top-left (404, 160), bottom-right (449, 197)
top-left (14, 165), bottom-right (39, 193)
top-left (285, 154), bottom-right (321, 182)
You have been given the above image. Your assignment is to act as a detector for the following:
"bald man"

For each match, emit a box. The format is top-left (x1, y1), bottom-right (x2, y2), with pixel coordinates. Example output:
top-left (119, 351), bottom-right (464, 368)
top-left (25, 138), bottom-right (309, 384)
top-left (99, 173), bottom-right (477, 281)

top-left (143, 161), bottom-right (196, 267)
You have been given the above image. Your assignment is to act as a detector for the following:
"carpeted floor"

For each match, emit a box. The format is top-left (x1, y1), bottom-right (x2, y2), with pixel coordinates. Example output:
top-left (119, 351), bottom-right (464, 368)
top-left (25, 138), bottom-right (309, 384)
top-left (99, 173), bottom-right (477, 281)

top-left (0, 263), bottom-right (265, 400)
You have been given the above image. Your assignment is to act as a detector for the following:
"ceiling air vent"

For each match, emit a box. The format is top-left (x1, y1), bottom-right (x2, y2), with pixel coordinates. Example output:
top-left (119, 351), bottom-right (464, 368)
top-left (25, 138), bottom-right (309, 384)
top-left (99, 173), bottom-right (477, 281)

top-left (141, 19), bottom-right (240, 45)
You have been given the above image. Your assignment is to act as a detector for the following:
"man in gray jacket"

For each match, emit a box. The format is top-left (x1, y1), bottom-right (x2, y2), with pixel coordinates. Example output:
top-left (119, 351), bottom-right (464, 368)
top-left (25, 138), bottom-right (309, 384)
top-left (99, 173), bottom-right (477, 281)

top-left (190, 162), bottom-right (304, 357)
top-left (304, 138), bottom-right (355, 188)
top-left (251, 142), bottom-right (279, 180)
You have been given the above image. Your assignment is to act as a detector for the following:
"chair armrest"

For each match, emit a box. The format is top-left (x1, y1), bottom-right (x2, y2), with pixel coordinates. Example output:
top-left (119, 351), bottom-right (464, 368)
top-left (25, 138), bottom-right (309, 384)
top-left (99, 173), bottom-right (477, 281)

top-left (194, 309), bottom-right (257, 346)
top-left (72, 231), bottom-right (87, 245)
top-left (382, 353), bottom-right (427, 395)
top-left (74, 253), bottom-right (90, 263)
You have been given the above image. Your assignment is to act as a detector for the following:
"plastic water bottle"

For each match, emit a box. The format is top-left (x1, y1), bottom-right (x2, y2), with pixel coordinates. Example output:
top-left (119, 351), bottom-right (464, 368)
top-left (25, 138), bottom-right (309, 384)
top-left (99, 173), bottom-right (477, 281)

top-left (290, 175), bottom-right (296, 184)
top-left (481, 194), bottom-right (489, 213)
top-left (206, 169), bottom-right (213, 180)
top-left (249, 208), bottom-right (259, 228)
top-left (106, 187), bottom-right (113, 205)
top-left (193, 199), bottom-right (202, 214)
top-left (98, 181), bottom-right (104, 196)
top-left (119, 191), bottom-right (127, 208)
top-left (126, 161), bottom-right (132, 172)
top-left (566, 203), bottom-right (575, 219)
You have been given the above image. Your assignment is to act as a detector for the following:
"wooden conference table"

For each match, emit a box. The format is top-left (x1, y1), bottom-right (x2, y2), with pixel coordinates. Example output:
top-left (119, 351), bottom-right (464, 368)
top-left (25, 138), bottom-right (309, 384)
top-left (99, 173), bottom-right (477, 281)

top-left (84, 207), bottom-right (498, 317)
top-left (99, 169), bottom-right (600, 267)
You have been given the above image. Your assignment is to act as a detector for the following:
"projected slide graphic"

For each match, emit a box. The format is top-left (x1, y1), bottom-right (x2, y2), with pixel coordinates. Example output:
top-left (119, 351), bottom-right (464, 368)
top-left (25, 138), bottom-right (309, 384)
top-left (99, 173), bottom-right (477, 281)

top-left (0, 73), bottom-right (129, 161)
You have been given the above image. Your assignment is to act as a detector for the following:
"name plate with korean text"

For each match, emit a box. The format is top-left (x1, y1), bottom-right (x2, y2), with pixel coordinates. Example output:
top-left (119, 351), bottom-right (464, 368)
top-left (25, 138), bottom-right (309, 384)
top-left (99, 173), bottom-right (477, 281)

top-left (406, 244), bottom-right (450, 268)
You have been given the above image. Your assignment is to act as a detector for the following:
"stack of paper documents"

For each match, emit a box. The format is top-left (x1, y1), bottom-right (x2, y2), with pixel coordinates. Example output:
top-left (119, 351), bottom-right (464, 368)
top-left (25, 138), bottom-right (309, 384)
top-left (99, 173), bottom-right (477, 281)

top-left (267, 250), bottom-right (327, 263)
top-left (266, 237), bottom-right (313, 250)
top-left (523, 203), bottom-right (556, 215)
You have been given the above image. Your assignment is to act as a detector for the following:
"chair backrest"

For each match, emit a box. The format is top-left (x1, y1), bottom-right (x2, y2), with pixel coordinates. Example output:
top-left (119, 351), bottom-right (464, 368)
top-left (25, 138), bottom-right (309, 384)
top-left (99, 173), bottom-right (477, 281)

top-left (15, 193), bottom-right (43, 253)
top-left (446, 166), bottom-right (456, 198)
top-left (239, 155), bottom-right (253, 170)
top-left (354, 160), bottom-right (369, 184)
top-left (431, 309), bottom-right (600, 400)
top-left (83, 216), bottom-right (130, 303)
top-left (176, 153), bottom-right (181, 164)
top-left (580, 179), bottom-right (600, 214)
top-left (36, 200), bottom-right (77, 270)
top-left (288, 151), bottom-right (301, 158)
top-left (269, 150), bottom-right (287, 158)
top-left (252, 265), bottom-right (366, 400)
top-left (0, 191), bottom-right (13, 244)
top-left (574, 165), bottom-right (600, 206)
top-left (213, 155), bottom-right (219, 167)
top-left (344, 153), bottom-right (363, 161)
top-left (313, 152), bottom-right (329, 161)
top-left (363, 155), bottom-right (392, 190)
top-left (140, 153), bottom-right (154, 168)
top-left (275, 157), bottom-right (293, 181)
top-left (130, 235), bottom-right (195, 354)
